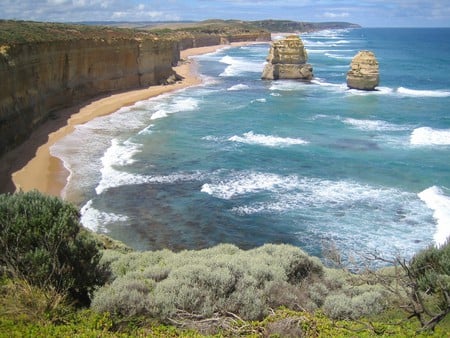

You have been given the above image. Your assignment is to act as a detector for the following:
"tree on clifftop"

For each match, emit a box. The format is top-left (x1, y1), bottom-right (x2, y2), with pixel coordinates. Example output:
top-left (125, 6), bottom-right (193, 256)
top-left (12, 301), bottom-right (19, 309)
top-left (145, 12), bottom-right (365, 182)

top-left (0, 191), bottom-right (108, 305)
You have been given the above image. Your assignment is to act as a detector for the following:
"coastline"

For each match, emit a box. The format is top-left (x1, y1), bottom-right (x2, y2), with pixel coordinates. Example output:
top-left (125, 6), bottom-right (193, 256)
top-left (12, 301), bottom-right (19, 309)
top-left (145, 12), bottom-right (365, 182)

top-left (5, 42), bottom-right (264, 198)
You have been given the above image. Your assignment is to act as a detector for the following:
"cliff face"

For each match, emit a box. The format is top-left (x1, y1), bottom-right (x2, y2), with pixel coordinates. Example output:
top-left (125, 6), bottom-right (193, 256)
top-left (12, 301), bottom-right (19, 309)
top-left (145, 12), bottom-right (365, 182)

top-left (0, 21), bottom-right (270, 159)
top-left (0, 37), bottom-right (178, 156)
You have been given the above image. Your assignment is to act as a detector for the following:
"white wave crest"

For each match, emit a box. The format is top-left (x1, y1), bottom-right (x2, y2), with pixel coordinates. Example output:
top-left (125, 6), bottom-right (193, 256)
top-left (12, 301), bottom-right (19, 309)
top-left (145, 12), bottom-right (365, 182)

top-left (324, 52), bottom-right (353, 60)
top-left (343, 118), bottom-right (409, 132)
top-left (397, 87), bottom-right (450, 98)
top-left (410, 127), bottom-right (450, 146)
top-left (229, 131), bottom-right (308, 147)
top-left (80, 200), bottom-right (128, 232)
top-left (95, 140), bottom-right (204, 194)
top-left (418, 186), bottom-right (450, 246)
top-left (227, 84), bottom-right (250, 91)
top-left (269, 80), bottom-right (310, 91)
top-left (219, 55), bottom-right (264, 77)
top-left (201, 172), bottom-right (299, 199)
top-left (251, 98), bottom-right (267, 103)
top-left (151, 97), bottom-right (199, 120)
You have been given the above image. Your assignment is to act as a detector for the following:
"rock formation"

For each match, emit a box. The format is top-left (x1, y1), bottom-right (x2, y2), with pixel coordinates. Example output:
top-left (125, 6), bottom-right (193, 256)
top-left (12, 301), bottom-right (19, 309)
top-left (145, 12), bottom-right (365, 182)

top-left (346, 50), bottom-right (379, 90)
top-left (261, 35), bottom-right (313, 80)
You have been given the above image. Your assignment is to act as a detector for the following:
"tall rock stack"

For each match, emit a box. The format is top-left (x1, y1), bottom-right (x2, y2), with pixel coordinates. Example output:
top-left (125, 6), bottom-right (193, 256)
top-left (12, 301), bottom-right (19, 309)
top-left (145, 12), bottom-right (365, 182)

top-left (261, 35), bottom-right (313, 80)
top-left (346, 50), bottom-right (379, 90)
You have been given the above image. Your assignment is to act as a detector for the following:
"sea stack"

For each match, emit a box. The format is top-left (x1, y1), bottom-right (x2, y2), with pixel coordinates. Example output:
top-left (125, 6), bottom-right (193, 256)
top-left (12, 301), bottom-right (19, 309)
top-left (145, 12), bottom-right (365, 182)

top-left (346, 50), bottom-right (379, 90)
top-left (261, 35), bottom-right (313, 80)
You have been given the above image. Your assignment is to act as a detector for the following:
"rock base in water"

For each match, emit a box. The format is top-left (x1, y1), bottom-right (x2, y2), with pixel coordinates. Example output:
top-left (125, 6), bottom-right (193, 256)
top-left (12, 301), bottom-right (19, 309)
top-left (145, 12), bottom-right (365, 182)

top-left (346, 50), bottom-right (379, 90)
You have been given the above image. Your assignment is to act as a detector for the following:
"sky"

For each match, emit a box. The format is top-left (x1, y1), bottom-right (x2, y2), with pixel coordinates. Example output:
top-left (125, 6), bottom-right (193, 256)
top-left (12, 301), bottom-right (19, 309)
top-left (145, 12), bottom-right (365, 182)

top-left (0, 0), bottom-right (449, 27)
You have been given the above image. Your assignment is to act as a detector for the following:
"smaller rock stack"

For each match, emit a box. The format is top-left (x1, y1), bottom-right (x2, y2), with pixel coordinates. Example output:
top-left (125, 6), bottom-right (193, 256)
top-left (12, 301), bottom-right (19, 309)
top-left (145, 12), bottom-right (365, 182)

top-left (261, 35), bottom-right (313, 80)
top-left (346, 50), bottom-right (379, 90)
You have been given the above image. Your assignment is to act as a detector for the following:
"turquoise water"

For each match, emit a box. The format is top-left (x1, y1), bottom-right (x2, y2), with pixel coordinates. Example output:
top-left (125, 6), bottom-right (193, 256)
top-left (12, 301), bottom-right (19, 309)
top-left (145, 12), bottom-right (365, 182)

top-left (52, 28), bottom-right (450, 263)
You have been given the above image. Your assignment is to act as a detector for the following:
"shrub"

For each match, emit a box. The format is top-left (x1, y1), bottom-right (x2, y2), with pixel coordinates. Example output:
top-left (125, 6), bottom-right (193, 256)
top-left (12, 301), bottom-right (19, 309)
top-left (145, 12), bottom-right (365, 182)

top-left (322, 284), bottom-right (388, 320)
top-left (92, 243), bottom-right (325, 321)
top-left (0, 191), bottom-right (107, 304)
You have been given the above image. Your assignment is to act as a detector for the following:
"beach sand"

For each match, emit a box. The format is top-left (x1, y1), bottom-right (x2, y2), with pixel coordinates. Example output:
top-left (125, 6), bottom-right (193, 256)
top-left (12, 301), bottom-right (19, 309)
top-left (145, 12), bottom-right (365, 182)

top-left (3, 42), bottom-right (262, 198)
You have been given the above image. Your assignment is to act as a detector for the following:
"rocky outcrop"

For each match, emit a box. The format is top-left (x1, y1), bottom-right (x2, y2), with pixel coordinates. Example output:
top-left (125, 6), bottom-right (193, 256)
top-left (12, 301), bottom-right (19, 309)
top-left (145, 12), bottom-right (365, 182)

top-left (261, 35), bottom-right (313, 80)
top-left (346, 50), bottom-right (379, 90)
top-left (0, 37), bottom-right (179, 156)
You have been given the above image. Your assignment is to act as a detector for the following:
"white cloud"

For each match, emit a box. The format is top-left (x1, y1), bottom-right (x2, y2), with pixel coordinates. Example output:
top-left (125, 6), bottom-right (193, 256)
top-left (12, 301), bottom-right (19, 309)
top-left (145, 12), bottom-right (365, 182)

top-left (323, 12), bottom-right (350, 19)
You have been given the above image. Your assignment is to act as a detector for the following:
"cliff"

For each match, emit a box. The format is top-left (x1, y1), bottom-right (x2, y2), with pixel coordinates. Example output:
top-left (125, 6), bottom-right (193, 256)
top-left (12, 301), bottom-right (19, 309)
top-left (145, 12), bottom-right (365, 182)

top-left (261, 35), bottom-right (313, 80)
top-left (0, 21), bottom-right (270, 159)
top-left (250, 20), bottom-right (361, 33)
top-left (0, 23), bottom-right (179, 157)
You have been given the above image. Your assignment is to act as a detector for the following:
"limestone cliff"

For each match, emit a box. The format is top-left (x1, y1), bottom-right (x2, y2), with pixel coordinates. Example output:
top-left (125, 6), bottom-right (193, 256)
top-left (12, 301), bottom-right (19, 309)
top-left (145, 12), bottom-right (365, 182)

top-left (0, 37), bottom-right (178, 156)
top-left (261, 35), bottom-right (313, 80)
top-left (346, 50), bottom-right (379, 90)
top-left (0, 21), bottom-right (270, 159)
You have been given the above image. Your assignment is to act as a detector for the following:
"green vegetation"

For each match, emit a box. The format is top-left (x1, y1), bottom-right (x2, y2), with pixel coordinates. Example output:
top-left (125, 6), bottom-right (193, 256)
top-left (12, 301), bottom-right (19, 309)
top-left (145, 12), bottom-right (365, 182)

top-left (0, 190), bottom-right (449, 336)
top-left (0, 191), bottom-right (108, 304)
top-left (0, 20), bottom-right (156, 45)
top-left (127, 19), bottom-right (359, 34)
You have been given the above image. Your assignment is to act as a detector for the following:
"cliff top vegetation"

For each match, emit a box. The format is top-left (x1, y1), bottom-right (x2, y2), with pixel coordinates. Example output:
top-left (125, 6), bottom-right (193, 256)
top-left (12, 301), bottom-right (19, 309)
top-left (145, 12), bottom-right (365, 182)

top-left (0, 20), bottom-right (158, 45)
top-left (101, 19), bottom-right (360, 34)
top-left (0, 19), bottom-right (360, 45)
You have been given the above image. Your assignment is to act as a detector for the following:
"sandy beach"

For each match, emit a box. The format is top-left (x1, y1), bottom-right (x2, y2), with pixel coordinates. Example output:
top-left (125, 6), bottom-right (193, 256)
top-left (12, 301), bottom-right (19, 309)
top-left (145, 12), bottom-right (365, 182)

top-left (4, 42), bottom-right (263, 198)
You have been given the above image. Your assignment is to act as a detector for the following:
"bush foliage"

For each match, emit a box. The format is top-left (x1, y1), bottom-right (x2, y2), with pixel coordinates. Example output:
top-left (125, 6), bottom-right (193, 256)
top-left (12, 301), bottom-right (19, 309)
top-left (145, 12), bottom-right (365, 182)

top-left (0, 191), bottom-right (107, 304)
top-left (93, 244), bottom-right (325, 320)
top-left (92, 243), bottom-right (391, 322)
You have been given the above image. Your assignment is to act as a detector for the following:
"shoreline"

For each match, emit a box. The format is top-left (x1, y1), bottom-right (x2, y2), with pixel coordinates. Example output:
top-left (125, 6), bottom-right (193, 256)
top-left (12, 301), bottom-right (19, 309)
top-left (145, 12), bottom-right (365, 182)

top-left (4, 41), bottom-right (266, 198)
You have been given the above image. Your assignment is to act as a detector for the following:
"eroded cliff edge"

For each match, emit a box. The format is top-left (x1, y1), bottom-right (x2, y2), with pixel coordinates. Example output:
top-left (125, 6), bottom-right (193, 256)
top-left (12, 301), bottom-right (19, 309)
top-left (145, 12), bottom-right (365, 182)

top-left (0, 35), bottom-right (176, 157)
top-left (0, 21), bottom-right (270, 162)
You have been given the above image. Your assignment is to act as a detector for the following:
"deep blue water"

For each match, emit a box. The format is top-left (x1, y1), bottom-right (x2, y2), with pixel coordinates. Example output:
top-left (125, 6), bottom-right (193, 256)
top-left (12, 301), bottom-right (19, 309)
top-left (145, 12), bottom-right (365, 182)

top-left (52, 28), bottom-right (450, 263)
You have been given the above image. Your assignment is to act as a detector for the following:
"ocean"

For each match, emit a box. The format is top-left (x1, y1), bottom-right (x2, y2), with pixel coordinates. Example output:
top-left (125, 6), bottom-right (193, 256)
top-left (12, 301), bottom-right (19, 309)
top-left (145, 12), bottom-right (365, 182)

top-left (51, 28), bottom-right (450, 264)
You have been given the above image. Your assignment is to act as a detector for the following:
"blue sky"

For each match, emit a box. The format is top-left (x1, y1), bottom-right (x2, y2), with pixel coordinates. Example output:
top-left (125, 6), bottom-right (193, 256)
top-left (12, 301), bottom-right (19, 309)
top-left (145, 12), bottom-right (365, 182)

top-left (1, 0), bottom-right (449, 27)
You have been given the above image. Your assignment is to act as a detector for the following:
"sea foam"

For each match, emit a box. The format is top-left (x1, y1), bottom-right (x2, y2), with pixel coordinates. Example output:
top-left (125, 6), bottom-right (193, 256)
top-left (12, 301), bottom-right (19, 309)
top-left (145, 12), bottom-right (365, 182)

top-left (80, 200), bottom-right (128, 232)
top-left (227, 84), bottom-right (250, 91)
top-left (151, 97), bottom-right (199, 120)
top-left (397, 87), bottom-right (450, 98)
top-left (229, 131), bottom-right (309, 147)
top-left (410, 127), bottom-right (450, 146)
top-left (343, 118), bottom-right (409, 132)
top-left (201, 171), bottom-right (299, 199)
top-left (418, 186), bottom-right (450, 246)
top-left (219, 55), bottom-right (264, 77)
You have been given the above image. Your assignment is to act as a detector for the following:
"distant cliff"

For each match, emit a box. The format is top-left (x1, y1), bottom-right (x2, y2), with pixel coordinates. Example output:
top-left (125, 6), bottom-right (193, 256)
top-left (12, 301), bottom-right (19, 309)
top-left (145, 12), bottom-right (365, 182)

top-left (0, 21), bottom-right (270, 158)
top-left (250, 20), bottom-right (361, 32)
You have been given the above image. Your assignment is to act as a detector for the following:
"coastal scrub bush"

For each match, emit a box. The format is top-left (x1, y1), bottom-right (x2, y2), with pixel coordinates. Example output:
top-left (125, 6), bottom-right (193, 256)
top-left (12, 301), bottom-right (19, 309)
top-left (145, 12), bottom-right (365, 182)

top-left (92, 243), bottom-right (325, 321)
top-left (0, 191), bottom-right (108, 304)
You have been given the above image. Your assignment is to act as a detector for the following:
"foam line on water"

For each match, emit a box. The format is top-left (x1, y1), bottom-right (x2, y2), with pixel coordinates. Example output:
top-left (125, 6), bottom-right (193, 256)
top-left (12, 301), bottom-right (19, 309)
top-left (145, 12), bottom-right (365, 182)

top-left (151, 97), bottom-right (199, 120)
top-left (201, 171), bottom-right (300, 199)
top-left (219, 55), bottom-right (264, 77)
top-left (343, 118), bottom-right (410, 132)
top-left (410, 127), bottom-right (450, 146)
top-left (80, 200), bottom-right (128, 232)
top-left (227, 84), bottom-right (250, 91)
top-left (228, 131), bottom-right (309, 147)
top-left (397, 87), bottom-right (450, 98)
top-left (418, 186), bottom-right (450, 246)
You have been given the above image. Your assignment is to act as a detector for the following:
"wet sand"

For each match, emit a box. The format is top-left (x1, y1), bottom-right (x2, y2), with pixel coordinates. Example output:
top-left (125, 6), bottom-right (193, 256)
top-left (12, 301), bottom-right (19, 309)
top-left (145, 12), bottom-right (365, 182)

top-left (3, 42), bottom-right (263, 198)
